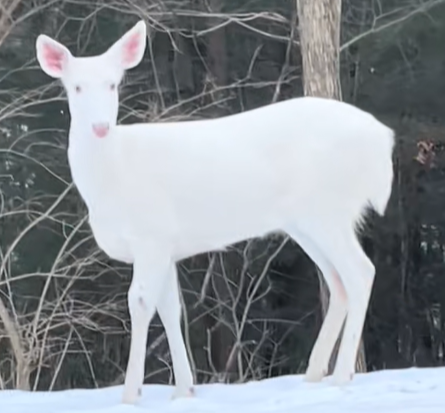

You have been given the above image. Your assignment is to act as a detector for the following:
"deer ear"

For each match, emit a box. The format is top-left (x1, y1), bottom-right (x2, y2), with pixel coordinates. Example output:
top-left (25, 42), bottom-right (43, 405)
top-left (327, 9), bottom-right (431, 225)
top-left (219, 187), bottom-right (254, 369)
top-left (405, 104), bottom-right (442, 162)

top-left (36, 35), bottom-right (72, 79)
top-left (107, 20), bottom-right (147, 70)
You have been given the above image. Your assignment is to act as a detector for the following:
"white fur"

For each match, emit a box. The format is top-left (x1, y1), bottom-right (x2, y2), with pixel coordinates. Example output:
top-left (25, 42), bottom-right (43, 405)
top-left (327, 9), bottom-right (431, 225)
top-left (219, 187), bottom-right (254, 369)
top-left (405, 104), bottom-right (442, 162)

top-left (36, 20), bottom-right (395, 404)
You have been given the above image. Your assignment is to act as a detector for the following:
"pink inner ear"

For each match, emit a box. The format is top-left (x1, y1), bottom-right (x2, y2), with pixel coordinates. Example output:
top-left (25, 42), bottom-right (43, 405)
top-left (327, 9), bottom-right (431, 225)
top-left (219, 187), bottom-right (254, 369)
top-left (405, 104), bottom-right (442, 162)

top-left (122, 32), bottom-right (141, 65)
top-left (42, 43), bottom-right (65, 72)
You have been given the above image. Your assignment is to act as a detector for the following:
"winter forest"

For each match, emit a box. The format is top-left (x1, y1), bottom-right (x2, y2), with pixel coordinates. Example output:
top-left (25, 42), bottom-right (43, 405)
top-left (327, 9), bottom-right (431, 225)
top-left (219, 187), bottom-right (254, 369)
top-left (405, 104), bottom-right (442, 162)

top-left (0, 0), bottom-right (445, 396)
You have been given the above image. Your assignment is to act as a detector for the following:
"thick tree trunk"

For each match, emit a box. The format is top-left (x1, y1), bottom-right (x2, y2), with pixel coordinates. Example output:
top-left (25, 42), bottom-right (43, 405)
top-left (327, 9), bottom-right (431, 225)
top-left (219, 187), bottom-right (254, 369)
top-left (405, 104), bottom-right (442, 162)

top-left (297, 0), bottom-right (342, 99)
top-left (296, 0), bottom-right (367, 375)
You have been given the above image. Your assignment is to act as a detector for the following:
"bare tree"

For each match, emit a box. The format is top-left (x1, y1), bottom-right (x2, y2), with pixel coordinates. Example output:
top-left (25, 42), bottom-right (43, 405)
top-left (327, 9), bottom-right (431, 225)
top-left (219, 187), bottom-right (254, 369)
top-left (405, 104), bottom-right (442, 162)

top-left (296, 0), bottom-right (366, 374)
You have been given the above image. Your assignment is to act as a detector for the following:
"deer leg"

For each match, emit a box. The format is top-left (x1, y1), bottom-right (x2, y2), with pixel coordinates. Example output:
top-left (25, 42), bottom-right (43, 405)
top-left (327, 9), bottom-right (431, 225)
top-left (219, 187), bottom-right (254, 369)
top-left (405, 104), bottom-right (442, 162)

top-left (285, 226), bottom-right (347, 382)
top-left (122, 252), bottom-right (171, 405)
top-left (157, 265), bottom-right (195, 399)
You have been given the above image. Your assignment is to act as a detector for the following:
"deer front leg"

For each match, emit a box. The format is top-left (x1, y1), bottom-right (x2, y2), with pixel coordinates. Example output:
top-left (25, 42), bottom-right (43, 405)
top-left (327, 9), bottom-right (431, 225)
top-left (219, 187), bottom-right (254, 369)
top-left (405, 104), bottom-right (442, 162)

top-left (157, 264), bottom-right (195, 399)
top-left (122, 251), bottom-right (171, 405)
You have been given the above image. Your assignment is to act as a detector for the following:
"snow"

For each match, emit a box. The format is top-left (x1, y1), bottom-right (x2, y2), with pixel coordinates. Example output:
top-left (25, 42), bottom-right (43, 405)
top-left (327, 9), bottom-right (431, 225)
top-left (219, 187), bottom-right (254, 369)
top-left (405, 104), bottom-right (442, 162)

top-left (2, 367), bottom-right (445, 413)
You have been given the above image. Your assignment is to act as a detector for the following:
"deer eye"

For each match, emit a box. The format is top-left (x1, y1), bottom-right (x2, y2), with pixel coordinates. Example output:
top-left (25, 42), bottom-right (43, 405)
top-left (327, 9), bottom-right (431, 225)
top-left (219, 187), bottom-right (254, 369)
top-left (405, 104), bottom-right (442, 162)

top-left (75, 85), bottom-right (81, 93)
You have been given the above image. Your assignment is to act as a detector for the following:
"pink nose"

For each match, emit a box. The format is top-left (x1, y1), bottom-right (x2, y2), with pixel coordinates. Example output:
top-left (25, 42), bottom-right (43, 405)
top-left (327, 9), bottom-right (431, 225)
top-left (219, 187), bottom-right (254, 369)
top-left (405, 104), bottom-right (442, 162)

top-left (92, 123), bottom-right (109, 138)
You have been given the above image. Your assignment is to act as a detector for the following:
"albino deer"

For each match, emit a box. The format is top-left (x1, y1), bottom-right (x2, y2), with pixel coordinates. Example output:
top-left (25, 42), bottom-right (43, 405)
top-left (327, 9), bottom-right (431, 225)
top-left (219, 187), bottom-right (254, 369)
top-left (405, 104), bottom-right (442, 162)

top-left (35, 20), bottom-right (394, 404)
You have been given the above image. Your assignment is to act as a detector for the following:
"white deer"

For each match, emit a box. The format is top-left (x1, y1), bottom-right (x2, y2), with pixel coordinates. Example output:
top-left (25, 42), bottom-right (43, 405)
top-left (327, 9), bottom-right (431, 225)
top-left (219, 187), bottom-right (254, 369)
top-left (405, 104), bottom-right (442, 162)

top-left (35, 20), bottom-right (394, 404)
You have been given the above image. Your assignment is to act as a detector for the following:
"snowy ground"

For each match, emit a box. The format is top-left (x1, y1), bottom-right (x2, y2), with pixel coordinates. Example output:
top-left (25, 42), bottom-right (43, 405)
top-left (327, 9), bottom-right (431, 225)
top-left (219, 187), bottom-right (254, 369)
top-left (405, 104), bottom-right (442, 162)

top-left (2, 367), bottom-right (445, 413)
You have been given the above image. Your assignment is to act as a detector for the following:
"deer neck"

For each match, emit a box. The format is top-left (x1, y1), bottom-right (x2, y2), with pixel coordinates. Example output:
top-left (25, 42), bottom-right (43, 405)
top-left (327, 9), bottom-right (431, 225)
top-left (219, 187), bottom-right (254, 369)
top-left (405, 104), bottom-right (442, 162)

top-left (67, 120), bottom-right (119, 213)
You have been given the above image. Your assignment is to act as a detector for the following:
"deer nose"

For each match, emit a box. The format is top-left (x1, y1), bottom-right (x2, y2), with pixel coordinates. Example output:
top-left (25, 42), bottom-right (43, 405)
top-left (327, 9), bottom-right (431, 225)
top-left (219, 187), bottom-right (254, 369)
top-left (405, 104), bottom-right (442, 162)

top-left (92, 123), bottom-right (110, 138)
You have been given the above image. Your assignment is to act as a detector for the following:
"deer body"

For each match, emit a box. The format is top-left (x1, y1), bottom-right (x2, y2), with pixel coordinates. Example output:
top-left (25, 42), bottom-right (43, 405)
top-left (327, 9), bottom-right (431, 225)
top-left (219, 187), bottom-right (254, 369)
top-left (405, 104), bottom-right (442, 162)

top-left (70, 98), bottom-right (393, 263)
top-left (36, 20), bottom-right (395, 405)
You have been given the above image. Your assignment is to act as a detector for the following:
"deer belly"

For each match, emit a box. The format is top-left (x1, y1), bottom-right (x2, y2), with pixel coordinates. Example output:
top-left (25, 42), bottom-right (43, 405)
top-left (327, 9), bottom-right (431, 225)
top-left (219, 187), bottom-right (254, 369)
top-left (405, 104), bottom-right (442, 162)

top-left (89, 219), bottom-right (133, 264)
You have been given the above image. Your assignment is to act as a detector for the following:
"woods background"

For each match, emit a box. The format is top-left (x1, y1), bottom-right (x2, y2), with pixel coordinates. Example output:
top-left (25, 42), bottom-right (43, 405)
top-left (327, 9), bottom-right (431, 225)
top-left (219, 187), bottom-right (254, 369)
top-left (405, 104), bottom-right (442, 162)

top-left (1, 0), bottom-right (445, 391)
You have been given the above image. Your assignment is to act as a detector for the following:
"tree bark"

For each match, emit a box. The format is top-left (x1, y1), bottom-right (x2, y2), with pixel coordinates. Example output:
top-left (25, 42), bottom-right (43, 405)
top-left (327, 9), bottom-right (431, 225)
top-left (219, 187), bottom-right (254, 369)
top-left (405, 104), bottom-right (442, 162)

top-left (297, 0), bottom-right (342, 99)
top-left (296, 0), bottom-right (367, 375)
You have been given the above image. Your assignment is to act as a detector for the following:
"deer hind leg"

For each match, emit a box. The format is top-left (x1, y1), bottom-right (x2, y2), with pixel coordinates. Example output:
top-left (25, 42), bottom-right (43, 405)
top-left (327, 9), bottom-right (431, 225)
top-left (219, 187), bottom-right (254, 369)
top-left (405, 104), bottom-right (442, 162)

top-left (156, 265), bottom-right (194, 399)
top-left (122, 252), bottom-right (171, 405)
top-left (285, 226), bottom-right (347, 382)
top-left (325, 230), bottom-right (375, 385)
top-left (295, 221), bottom-right (375, 385)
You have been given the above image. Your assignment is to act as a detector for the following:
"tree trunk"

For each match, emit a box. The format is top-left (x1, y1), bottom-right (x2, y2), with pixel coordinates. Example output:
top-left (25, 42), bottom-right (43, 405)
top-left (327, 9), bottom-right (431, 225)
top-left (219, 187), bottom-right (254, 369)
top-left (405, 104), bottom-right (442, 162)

top-left (296, 0), bottom-right (367, 375)
top-left (297, 0), bottom-right (342, 99)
